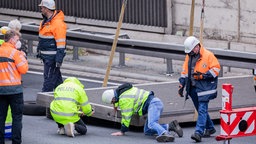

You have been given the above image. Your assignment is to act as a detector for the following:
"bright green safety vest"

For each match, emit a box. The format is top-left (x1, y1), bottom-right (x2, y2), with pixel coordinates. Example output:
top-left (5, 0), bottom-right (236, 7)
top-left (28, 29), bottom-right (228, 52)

top-left (114, 87), bottom-right (150, 128)
top-left (0, 39), bottom-right (4, 45)
top-left (50, 77), bottom-right (93, 125)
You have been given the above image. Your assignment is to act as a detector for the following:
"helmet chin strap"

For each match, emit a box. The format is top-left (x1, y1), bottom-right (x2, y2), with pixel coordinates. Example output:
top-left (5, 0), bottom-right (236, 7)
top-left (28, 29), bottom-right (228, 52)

top-left (189, 46), bottom-right (200, 56)
top-left (188, 51), bottom-right (195, 56)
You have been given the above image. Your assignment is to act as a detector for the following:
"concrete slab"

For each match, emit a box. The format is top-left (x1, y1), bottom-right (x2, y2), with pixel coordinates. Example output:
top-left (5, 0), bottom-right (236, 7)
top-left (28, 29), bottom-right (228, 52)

top-left (37, 75), bottom-right (256, 126)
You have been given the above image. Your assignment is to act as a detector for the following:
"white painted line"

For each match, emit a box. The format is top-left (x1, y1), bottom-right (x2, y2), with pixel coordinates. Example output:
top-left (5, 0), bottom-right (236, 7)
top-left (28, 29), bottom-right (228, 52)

top-left (27, 71), bottom-right (120, 86)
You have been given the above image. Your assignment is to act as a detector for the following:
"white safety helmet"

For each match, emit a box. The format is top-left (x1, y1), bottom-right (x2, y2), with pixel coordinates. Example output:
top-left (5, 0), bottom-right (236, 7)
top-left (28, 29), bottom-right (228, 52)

top-left (38, 0), bottom-right (56, 10)
top-left (8, 19), bottom-right (22, 32)
top-left (183, 36), bottom-right (200, 53)
top-left (102, 89), bottom-right (115, 104)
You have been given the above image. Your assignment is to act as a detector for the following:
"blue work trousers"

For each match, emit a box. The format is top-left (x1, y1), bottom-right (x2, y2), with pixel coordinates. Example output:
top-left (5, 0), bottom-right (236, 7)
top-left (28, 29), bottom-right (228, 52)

top-left (42, 59), bottom-right (63, 92)
top-left (189, 87), bottom-right (214, 135)
top-left (0, 93), bottom-right (24, 144)
top-left (144, 97), bottom-right (168, 136)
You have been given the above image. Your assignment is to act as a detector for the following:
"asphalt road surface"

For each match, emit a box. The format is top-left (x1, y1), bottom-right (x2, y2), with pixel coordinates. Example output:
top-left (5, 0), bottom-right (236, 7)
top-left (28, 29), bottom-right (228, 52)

top-left (4, 71), bottom-right (255, 144)
top-left (4, 115), bottom-right (256, 144)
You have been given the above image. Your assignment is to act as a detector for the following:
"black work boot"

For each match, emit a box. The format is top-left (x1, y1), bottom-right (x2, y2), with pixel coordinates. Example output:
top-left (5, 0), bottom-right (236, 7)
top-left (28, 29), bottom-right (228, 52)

top-left (191, 133), bottom-right (202, 142)
top-left (156, 132), bottom-right (175, 142)
top-left (203, 128), bottom-right (216, 137)
top-left (169, 120), bottom-right (183, 137)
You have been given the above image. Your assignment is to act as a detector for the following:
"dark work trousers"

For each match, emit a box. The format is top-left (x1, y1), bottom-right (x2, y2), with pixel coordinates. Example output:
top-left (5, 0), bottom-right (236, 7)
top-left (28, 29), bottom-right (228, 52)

top-left (0, 93), bottom-right (24, 144)
top-left (42, 59), bottom-right (63, 92)
top-left (188, 86), bottom-right (199, 110)
top-left (189, 86), bottom-right (214, 135)
top-left (57, 119), bottom-right (87, 135)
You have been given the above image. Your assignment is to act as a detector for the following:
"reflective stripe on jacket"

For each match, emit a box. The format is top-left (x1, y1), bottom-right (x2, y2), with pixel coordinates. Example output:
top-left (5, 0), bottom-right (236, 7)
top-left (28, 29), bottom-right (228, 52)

top-left (37, 10), bottom-right (66, 63)
top-left (50, 78), bottom-right (93, 125)
top-left (0, 42), bottom-right (28, 94)
top-left (179, 46), bottom-right (221, 101)
top-left (114, 87), bottom-right (150, 128)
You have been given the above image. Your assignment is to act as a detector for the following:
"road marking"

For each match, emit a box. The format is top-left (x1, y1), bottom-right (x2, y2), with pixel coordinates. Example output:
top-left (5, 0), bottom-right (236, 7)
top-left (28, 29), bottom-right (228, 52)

top-left (27, 71), bottom-right (120, 86)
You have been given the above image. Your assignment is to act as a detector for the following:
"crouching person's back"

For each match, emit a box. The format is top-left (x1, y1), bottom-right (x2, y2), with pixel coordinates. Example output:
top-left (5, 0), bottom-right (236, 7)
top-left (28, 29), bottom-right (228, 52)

top-left (50, 77), bottom-right (94, 137)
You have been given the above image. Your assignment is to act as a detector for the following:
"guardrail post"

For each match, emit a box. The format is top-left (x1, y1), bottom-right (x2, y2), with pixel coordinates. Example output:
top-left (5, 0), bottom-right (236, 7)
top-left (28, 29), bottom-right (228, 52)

top-left (166, 58), bottom-right (173, 74)
top-left (72, 46), bottom-right (79, 61)
top-left (27, 40), bottom-right (33, 55)
top-left (119, 52), bottom-right (125, 66)
top-left (227, 40), bottom-right (231, 72)
top-left (219, 66), bottom-right (223, 77)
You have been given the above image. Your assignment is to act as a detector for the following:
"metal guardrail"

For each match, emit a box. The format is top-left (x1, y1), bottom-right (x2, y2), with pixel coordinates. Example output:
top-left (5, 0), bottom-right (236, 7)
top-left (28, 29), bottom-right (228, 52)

top-left (0, 20), bottom-right (255, 74)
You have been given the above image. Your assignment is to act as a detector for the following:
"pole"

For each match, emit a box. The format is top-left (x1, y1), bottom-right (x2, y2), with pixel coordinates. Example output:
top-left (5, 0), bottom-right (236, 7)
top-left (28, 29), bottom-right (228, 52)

top-left (102, 0), bottom-right (128, 87)
top-left (189, 0), bottom-right (195, 36)
top-left (189, 0), bottom-right (198, 121)
top-left (184, 0), bottom-right (195, 111)
top-left (237, 0), bottom-right (241, 41)
top-left (193, 0), bottom-right (205, 121)
top-left (199, 0), bottom-right (205, 43)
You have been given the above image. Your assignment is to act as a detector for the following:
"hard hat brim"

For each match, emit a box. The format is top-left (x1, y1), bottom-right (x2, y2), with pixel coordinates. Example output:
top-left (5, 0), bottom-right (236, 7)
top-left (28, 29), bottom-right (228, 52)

top-left (185, 49), bottom-right (193, 53)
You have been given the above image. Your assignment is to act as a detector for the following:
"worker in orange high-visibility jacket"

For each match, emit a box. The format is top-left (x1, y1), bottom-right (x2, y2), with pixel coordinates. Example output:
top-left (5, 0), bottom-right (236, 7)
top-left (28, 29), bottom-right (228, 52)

top-left (37, 0), bottom-right (67, 92)
top-left (178, 36), bottom-right (220, 142)
top-left (0, 30), bottom-right (28, 144)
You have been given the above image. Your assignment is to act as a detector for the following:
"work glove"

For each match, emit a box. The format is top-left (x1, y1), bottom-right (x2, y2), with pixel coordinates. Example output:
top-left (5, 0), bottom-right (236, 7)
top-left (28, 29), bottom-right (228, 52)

top-left (78, 112), bottom-right (84, 117)
top-left (178, 84), bottom-right (184, 97)
top-left (193, 72), bottom-right (204, 80)
top-left (56, 62), bottom-right (62, 67)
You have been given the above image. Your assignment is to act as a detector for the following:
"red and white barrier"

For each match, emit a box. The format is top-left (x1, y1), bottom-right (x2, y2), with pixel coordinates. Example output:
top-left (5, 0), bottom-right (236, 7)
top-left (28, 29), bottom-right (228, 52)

top-left (216, 83), bottom-right (256, 141)
top-left (221, 84), bottom-right (233, 111)
top-left (219, 107), bottom-right (256, 138)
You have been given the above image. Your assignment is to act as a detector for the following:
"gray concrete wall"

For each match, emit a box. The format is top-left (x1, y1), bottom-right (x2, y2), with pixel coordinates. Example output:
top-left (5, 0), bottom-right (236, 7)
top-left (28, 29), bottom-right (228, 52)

top-left (172, 0), bottom-right (256, 44)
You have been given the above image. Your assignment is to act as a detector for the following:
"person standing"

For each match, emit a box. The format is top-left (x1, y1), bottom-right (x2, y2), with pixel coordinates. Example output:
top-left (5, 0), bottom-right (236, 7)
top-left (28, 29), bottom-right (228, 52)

top-left (178, 36), bottom-right (220, 142)
top-left (37, 0), bottom-right (67, 92)
top-left (0, 30), bottom-right (28, 144)
top-left (0, 19), bottom-right (24, 140)
top-left (102, 83), bottom-right (183, 143)
top-left (50, 77), bottom-right (94, 137)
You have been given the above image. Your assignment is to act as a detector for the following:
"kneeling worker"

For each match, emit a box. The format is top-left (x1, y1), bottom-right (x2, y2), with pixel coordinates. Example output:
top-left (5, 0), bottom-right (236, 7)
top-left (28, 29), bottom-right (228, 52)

top-left (50, 77), bottom-right (94, 137)
top-left (102, 83), bottom-right (183, 142)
